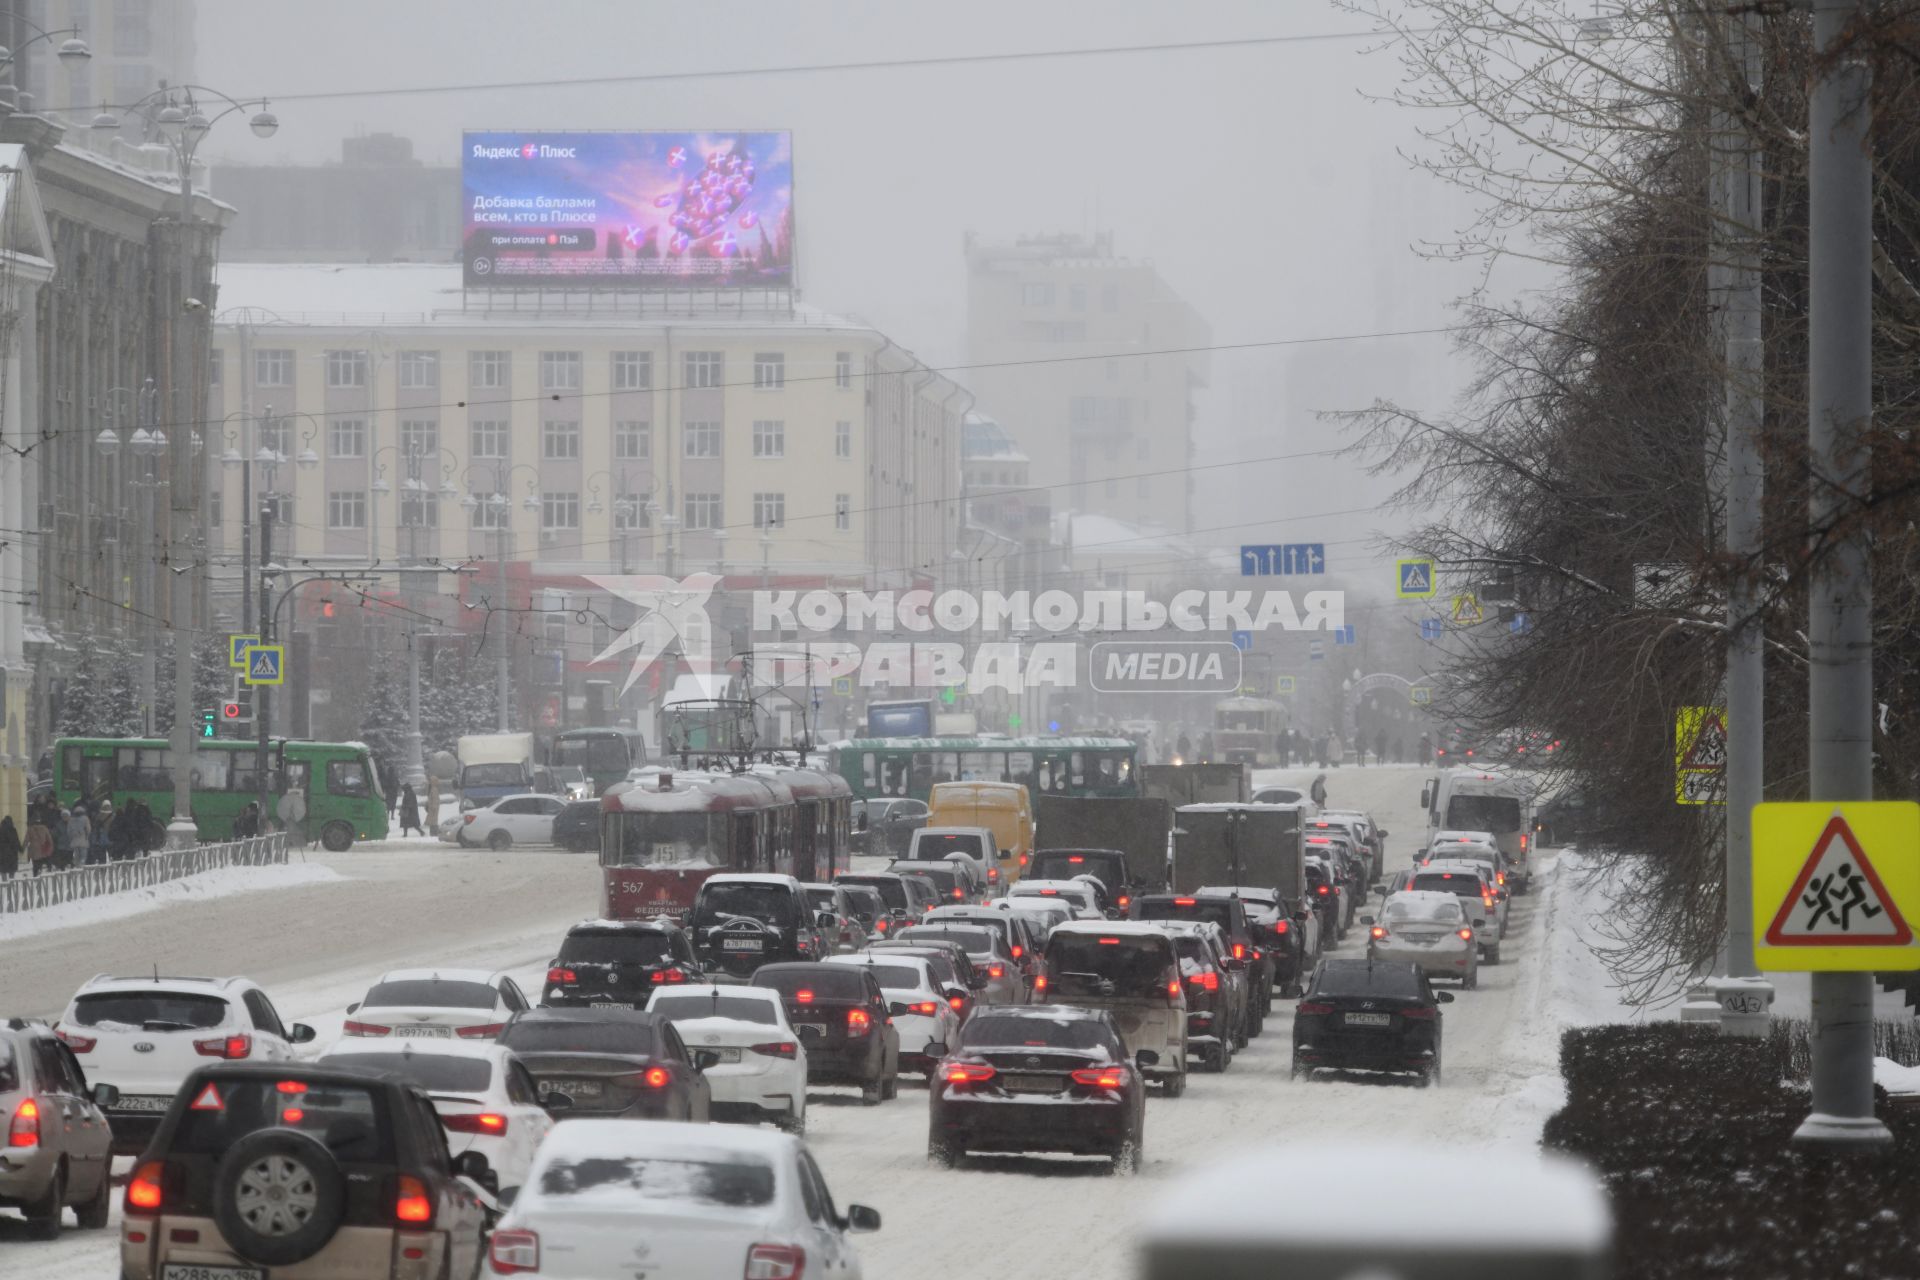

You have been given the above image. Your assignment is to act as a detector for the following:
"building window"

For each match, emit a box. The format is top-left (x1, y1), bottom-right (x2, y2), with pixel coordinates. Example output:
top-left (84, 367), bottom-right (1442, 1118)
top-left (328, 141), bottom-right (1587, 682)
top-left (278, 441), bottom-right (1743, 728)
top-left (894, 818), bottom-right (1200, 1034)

top-left (542, 420), bottom-right (581, 460)
top-left (542, 492), bottom-right (580, 530)
top-left (684, 421), bottom-right (722, 458)
top-left (470, 351), bottom-right (511, 389)
top-left (612, 351), bottom-right (652, 390)
top-left (1069, 284), bottom-right (1088, 312)
top-left (753, 352), bottom-right (785, 390)
top-left (540, 351), bottom-right (582, 392)
top-left (398, 419), bottom-right (438, 458)
top-left (255, 349), bottom-right (293, 387)
top-left (470, 497), bottom-right (508, 530)
top-left (113, 0), bottom-right (150, 56)
top-left (398, 351), bottom-right (439, 389)
top-left (684, 351), bottom-right (723, 389)
top-left (835, 421), bottom-right (852, 458)
top-left (835, 494), bottom-right (850, 531)
top-left (258, 419), bottom-right (290, 456)
top-left (329, 419), bottom-right (366, 458)
top-left (752, 493), bottom-right (785, 529)
top-left (469, 420), bottom-right (509, 459)
top-left (614, 421), bottom-right (651, 460)
top-left (835, 352), bottom-right (853, 390)
top-left (1022, 282), bottom-right (1054, 307)
top-left (326, 350), bottom-right (369, 388)
top-left (327, 491), bottom-right (367, 529)
top-left (614, 495), bottom-right (651, 531)
top-left (400, 492), bottom-right (440, 529)
top-left (209, 350), bottom-right (223, 386)
top-left (752, 420), bottom-right (785, 458)
top-left (684, 492), bottom-right (722, 530)
top-left (262, 494), bottom-right (294, 527)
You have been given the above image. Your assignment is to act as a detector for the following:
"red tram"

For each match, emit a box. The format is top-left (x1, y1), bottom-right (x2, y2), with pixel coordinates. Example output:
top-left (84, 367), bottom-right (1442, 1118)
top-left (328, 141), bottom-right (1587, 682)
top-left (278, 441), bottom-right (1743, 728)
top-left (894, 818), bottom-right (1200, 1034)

top-left (598, 765), bottom-right (851, 919)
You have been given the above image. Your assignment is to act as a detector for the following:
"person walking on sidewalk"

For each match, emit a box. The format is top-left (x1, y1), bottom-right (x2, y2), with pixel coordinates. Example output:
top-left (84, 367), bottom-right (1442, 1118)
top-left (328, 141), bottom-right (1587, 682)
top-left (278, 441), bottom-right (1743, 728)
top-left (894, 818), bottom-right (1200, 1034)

top-left (398, 783), bottom-right (423, 837)
top-left (26, 814), bottom-right (54, 876)
top-left (0, 815), bottom-right (19, 879)
top-left (65, 805), bottom-right (91, 870)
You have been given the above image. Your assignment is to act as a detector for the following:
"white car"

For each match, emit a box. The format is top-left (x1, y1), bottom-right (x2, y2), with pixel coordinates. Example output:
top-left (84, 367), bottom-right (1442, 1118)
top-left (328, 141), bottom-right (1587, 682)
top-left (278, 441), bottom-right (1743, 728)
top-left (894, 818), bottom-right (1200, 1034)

top-left (54, 974), bottom-right (314, 1153)
top-left (825, 952), bottom-right (963, 1074)
top-left (457, 793), bottom-right (568, 849)
top-left (344, 968), bottom-right (530, 1041)
top-left (1008, 878), bottom-right (1104, 920)
top-left (646, 984), bottom-right (808, 1133)
top-left (318, 1039), bottom-right (554, 1199)
top-left (486, 1120), bottom-right (881, 1279)
top-left (988, 895), bottom-right (1075, 939)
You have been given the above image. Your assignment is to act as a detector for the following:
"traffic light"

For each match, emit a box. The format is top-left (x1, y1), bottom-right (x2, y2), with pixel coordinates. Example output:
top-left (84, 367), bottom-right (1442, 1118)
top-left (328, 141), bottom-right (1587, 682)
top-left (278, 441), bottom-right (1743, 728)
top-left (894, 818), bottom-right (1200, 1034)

top-left (201, 711), bottom-right (216, 739)
top-left (221, 701), bottom-right (242, 721)
top-left (321, 598), bottom-right (336, 618)
top-left (225, 676), bottom-right (255, 730)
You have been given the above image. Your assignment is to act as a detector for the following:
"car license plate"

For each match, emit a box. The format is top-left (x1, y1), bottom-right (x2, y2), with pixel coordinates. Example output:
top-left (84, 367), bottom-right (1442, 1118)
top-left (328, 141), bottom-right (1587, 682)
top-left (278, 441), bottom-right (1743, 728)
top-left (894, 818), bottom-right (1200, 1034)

top-left (164, 1267), bottom-right (265, 1280)
top-left (722, 938), bottom-right (764, 951)
top-left (552, 1079), bottom-right (604, 1098)
top-left (394, 1025), bottom-right (452, 1037)
top-left (711, 1047), bottom-right (742, 1064)
top-left (1003, 1074), bottom-right (1058, 1093)
top-left (1344, 1012), bottom-right (1392, 1028)
top-left (794, 1023), bottom-right (827, 1039)
top-left (116, 1095), bottom-right (173, 1113)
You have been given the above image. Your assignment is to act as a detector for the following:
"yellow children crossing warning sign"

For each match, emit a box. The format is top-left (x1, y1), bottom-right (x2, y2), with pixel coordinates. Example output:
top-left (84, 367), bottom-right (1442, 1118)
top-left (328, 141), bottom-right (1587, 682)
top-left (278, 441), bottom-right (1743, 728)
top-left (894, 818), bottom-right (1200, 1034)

top-left (1753, 801), bottom-right (1920, 971)
top-left (1673, 705), bottom-right (1727, 805)
top-left (1450, 593), bottom-right (1483, 625)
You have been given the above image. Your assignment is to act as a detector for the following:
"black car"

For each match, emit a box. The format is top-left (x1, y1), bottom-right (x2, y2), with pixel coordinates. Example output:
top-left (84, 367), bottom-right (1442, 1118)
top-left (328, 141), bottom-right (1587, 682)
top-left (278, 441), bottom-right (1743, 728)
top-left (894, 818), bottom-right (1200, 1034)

top-left (1029, 848), bottom-right (1135, 914)
top-left (1199, 884), bottom-right (1319, 1000)
top-left (119, 1062), bottom-right (490, 1280)
top-left (887, 859), bottom-right (974, 905)
top-left (928, 1005), bottom-right (1148, 1174)
top-left (1303, 859), bottom-right (1344, 942)
top-left (496, 1007), bottom-right (712, 1120)
top-left (1291, 958), bottom-right (1452, 1087)
top-left (551, 800), bottom-right (602, 853)
top-left (836, 871), bottom-right (938, 931)
top-left (541, 919), bottom-right (700, 1007)
top-left (750, 962), bottom-right (900, 1104)
top-left (853, 798), bottom-right (930, 857)
top-left (837, 883), bottom-right (890, 938)
top-left (1130, 893), bottom-right (1270, 1035)
top-left (689, 874), bottom-right (832, 980)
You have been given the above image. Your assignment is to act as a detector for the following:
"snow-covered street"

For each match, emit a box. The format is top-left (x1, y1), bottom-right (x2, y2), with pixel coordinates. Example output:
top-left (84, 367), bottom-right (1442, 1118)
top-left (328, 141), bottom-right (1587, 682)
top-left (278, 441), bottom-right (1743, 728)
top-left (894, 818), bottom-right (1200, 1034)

top-left (0, 765), bottom-right (1620, 1278)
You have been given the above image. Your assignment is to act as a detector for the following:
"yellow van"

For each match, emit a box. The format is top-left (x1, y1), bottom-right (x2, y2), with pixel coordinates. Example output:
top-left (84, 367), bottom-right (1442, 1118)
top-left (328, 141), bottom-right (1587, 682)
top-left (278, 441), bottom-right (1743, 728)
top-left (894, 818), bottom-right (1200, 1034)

top-left (927, 781), bottom-right (1035, 883)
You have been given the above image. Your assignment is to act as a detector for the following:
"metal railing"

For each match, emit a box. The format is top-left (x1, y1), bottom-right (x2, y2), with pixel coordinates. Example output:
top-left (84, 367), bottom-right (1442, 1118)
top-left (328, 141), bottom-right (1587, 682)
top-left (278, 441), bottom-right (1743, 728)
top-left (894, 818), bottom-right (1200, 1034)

top-left (0, 833), bottom-right (290, 915)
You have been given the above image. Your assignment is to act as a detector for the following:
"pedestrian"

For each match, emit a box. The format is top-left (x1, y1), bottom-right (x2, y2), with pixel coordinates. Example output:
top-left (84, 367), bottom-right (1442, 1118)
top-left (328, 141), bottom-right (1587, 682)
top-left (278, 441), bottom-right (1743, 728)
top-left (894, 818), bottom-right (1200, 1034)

top-left (1310, 772), bottom-right (1329, 806)
top-left (0, 815), bottom-right (19, 879)
top-left (399, 783), bottom-right (423, 837)
top-left (383, 762), bottom-right (400, 819)
top-left (26, 814), bottom-right (54, 876)
top-left (90, 801), bottom-right (112, 864)
top-left (65, 805), bottom-right (90, 870)
top-left (1375, 730), bottom-right (1388, 768)
top-left (52, 807), bottom-right (75, 869)
top-left (1175, 732), bottom-right (1193, 763)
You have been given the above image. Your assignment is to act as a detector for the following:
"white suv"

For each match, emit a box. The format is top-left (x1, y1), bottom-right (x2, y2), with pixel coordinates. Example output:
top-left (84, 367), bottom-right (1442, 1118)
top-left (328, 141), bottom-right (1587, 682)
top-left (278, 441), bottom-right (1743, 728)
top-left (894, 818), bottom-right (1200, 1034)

top-left (54, 975), bottom-right (314, 1153)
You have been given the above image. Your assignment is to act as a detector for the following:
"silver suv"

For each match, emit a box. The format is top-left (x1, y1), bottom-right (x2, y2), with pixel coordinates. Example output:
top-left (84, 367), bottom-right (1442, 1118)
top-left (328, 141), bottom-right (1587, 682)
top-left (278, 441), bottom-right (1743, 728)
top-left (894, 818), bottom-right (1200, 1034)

top-left (0, 1017), bottom-right (118, 1238)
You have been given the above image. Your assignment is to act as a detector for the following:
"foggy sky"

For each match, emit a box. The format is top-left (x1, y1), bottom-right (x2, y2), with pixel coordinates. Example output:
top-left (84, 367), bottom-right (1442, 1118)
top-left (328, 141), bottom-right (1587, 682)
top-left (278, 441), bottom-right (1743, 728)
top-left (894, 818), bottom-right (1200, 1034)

top-left (198, 0), bottom-right (1509, 580)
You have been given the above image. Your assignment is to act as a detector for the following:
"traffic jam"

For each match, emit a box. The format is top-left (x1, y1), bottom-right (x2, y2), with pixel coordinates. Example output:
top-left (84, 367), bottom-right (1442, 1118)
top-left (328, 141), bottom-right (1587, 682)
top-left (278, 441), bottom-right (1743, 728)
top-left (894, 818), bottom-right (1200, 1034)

top-left (2, 759), bottom-right (1540, 1278)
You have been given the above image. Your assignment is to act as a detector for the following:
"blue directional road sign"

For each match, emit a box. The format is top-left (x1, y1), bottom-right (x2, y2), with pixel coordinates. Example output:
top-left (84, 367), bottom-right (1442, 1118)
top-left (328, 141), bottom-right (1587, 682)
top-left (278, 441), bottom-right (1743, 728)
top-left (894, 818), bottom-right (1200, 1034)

top-left (1510, 612), bottom-right (1533, 635)
top-left (1332, 624), bottom-right (1357, 646)
top-left (1309, 639), bottom-right (1326, 662)
top-left (1240, 543), bottom-right (1326, 576)
top-left (1419, 618), bottom-right (1444, 642)
top-left (1230, 630), bottom-right (1253, 651)
top-left (243, 644), bottom-right (285, 686)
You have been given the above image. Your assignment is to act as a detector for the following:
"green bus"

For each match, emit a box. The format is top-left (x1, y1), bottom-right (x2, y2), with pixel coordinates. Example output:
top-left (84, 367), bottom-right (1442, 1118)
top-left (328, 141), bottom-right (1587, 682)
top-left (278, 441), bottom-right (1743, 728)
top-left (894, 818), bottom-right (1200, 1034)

top-left (52, 737), bottom-right (390, 851)
top-left (826, 736), bottom-right (1140, 803)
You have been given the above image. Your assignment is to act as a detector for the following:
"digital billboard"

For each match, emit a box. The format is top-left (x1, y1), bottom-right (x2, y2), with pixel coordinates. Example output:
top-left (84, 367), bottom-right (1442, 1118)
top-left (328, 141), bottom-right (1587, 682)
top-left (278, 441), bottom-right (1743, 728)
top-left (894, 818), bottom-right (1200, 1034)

top-left (462, 131), bottom-right (794, 289)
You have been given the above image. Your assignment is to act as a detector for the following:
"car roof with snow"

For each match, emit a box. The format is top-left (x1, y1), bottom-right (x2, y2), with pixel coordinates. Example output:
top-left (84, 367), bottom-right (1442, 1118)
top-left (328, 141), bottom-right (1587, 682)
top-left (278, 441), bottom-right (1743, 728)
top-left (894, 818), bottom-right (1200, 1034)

top-left (1433, 828), bottom-right (1497, 843)
top-left (1383, 889), bottom-right (1467, 910)
top-left (826, 953), bottom-right (937, 982)
top-left (1011, 878), bottom-right (1095, 894)
top-left (80, 974), bottom-right (249, 993)
top-left (1049, 920), bottom-right (1173, 940)
top-left (967, 1003), bottom-right (1112, 1024)
top-left (648, 983), bottom-right (782, 1005)
top-left (319, 1037), bottom-right (504, 1062)
top-left (371, 968), bottom-right (504, 985)
top-left (914, 825), bottom-right (993, 838)
top-left (530, 1116), bottom-right (800, 1164)
top-left (700, 872), bottom-right (805, 889)
top-left (1418, 859), bottom-right (1493, 879)
top-left (567, 917), bottom-right (683, 934)
top-left (1194, 885), bottom-right (1281, 902)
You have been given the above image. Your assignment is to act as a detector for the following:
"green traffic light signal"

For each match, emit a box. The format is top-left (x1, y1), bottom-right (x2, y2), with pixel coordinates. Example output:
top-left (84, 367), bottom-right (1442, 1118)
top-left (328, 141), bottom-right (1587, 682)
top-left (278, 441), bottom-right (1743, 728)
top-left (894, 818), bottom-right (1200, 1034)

top-left (201, 712), bottom-right (216, 739)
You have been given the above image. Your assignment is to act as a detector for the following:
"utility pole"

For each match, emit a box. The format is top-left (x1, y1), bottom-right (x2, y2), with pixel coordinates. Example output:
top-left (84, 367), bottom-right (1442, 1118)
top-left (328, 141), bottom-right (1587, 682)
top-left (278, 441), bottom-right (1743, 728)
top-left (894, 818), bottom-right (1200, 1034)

top-left (256, 503), bottom-right (274, 822)
top-left (497, 510), bottom-right (511, 731)
top-left (404, 631), bottom-right (427, 790)
top-left (1797, 0), bottom-right (1888, 1151)
top-left (165, 131), bottom-right (198, 847)
top-left (1709, 6), bottom-right (1774, 1034)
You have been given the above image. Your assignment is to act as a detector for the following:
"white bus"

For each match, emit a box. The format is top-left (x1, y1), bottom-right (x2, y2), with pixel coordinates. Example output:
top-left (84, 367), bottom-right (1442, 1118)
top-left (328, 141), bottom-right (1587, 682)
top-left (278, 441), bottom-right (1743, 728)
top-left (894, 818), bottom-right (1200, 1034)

top-left (1420, 768), bottom-right (1535, 891)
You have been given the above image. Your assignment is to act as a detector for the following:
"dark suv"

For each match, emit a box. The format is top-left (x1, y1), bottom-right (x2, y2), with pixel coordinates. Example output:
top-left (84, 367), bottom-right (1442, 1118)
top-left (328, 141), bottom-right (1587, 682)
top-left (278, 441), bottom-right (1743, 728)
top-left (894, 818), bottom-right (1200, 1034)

top-left (497, 1007), bottom-right (712, 1121)
top-left (751, 962), bottom-right (900, 1104)
top-left (541, 919), bottom-right (700, 1007)
top-left (1130, 893), bottom-right (1271, 1035)
top-left (689, 874), bottom-right (831, 980)
top-left (119, 1062), bottom-right (489, 1280)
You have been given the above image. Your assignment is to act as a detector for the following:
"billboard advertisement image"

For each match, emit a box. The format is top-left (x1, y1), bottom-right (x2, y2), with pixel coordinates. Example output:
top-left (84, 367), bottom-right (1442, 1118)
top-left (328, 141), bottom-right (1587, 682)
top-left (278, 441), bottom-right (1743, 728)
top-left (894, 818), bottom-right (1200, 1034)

top-left (462, 130), bottom-right (794, 289)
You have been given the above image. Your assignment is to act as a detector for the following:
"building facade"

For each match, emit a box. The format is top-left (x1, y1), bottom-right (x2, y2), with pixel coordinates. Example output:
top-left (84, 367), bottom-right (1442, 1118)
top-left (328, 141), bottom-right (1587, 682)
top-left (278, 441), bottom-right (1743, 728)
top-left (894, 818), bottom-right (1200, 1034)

top-left (13, 0), bottom-right (196, 122)
top-left (964, 232), bottom-right (1210, 536)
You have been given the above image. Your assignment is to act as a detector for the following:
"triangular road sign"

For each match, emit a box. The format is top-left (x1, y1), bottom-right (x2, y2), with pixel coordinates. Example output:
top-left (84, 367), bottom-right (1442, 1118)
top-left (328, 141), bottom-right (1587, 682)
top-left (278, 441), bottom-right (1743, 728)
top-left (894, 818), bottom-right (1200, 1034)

top-left (1450, 593), bottom-right (1483, 625)
top-left (190, 1082), bottom-right (225, 1111)
top-left (1764, 813), bottom-right (1913, 946)
top-left (1680, 712), bottom-right (1728, 771)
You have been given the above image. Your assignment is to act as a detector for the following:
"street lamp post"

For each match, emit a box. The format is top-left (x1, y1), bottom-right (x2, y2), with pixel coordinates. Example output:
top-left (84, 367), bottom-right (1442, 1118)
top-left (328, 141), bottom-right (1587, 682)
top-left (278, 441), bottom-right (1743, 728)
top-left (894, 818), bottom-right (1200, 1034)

top-left (94, 381), bottom-right (161, 733)
top-left (0, 10), bottom-right (90, 114)
top-left (587, 469), bottom-right (648, 574)
top-left (380, 443), bottom-right (460, 790)
top-left (461, 463), bottom-right (539, 733)
top-left (93, 84), bottom-right (278, 846)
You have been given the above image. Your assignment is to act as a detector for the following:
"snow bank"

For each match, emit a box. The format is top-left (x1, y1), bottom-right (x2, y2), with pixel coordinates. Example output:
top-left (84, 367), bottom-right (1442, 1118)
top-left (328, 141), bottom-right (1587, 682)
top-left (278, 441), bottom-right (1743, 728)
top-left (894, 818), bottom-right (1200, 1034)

top-left (0, 862), bottom-right (342, 942)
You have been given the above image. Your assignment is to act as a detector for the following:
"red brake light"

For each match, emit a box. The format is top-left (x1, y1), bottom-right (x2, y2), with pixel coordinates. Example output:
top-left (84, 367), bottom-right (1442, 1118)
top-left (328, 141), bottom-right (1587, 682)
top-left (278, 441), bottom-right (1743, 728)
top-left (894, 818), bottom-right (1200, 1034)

top-left (1097, 937), bottom-right (1121, 945)
top-left (746, 1243), bottom-right (806, 1280)
top-left (1402, 1005), bottom-right (1438, 1020)
top-left (343, 1020), bottom-right (392, 1037)
top-left (1033, 975), bottom-right (1047, 993)
top-left (948, 996), bottom-right (966, 1011)
top-left (1520, 834), bottom-right (1530, 851)
top-left (651, 968), bottom-right (689, 985)
top-left (455, 1023), bottom-right (504, 1039)
top-left (126, 1160), bottom-right (165, 1213)
top-left (796, 989), bottom-right (814, 1004)
top-left (1117, 895), bottom-right (1131, 908)
top-left (194, 1033), bottom-right (252, 1059)
top-left (750, 1041), bottom-right (799, 1059)
top-left (1173, 897), bottom-right (1197, 906)
top-left (909, 1001), bottom-right (939, 1015)
top-left (1068, 856), bottom-right (1084, 863)
top-left (54, 1029), bottom-right (95, 1053)
top-left (276, 1080), bottom-right (307, 1094)
top-left (1370, 926), bottom-right (1387, 940)
top-left (1070, 1066), bottom-right (1128, 1088)
top-left (847, 1008), bottom-right (871, 1035)
top-left (643, 1066), bottom-right (671, 1088)
top-left (1189, 971), bottom-right (1219, 992)
top-left (1166, 979), bottom-right (1182, 999)
top-left (1296, 1001), bottom-right (1334, 1015)
top-left (442, 1112), bottom-right (509, 1135)
top-left (9, 1097), bottom-right (39, 1147)
top-left (1010, 945), bottom-right (1023, 958)
top-left (1274, 919), bottom-right (1290, 934)
top-left (1459, 928), bottom-right (1475, 941)
top-left (1039, 889), bottom-right (1058, 896)
top-left (395, 1174), bottom-right (433, 1224)
top-left (1019, 854), bottom-right (1028, 866)
top-left (875, 918), bottom-right (890, 932)
top-left (987, 965), bottom-right (1004, 979)
top-left (951, 888), bottom-right (965, 900)
top-left (491, 1229), bottom-right (540, 1275)
top-left (943, 1062), bottom-right (996, 1083)
top-left (1232, 943), bottom-right (1246, 960)
top-left (546, 967), bottom-right (577, 985)
top-left (1316, 885), bottom-right (1330, 896)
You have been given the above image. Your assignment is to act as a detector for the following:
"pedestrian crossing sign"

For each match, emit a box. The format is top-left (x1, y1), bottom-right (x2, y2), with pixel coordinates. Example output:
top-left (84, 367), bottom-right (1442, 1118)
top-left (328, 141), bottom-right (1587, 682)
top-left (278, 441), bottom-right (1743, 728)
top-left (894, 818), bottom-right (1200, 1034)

top-left (1410, 685), bottom-right (1432, 706)
top-left (832, 676), bottom-right (853, 697)
top-left (228, 634), bottom-right (259, 668)
top-left (243, 644), bottom-right (285, 686)
top-left (1753, 801), bottom-right (1920, 971)
top-left (1396, 558), bottom-right (1436, 599)
top-left (1274, 675), bottom-right (1296, 695)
